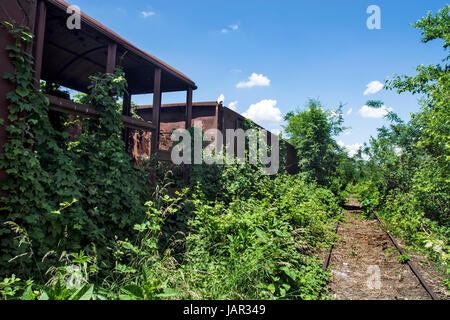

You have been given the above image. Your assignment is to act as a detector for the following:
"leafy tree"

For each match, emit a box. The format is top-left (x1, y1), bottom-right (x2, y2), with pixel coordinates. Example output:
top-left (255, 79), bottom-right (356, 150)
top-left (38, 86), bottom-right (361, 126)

top-left (283, 99), bottom-right (346, 186)
top-left (384, 5), bottom-right (449, 224)
top-left (357, 6), bottom-right (449, 269)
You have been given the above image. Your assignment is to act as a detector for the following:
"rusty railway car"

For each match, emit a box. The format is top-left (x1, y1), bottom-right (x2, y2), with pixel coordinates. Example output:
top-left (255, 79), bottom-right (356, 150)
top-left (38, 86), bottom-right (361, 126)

top-left (0, 0), bottom-right (197, 183)
top-left (0, 0), bottom-right (298, 182)
top-left (133, 102), bottom-right (299, 174)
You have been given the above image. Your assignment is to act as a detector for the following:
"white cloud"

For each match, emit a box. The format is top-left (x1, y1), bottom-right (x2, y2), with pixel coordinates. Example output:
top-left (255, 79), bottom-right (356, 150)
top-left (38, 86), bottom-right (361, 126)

top-left (329, 110), bottom-right (342, 118)
top-left (222, 23), bottom-right (239, 34)
top-left (217, 94), bottom-right (225, 104)
top-left (364, 81), bottom-right (384, 95)
top-left (242, 99), bottom-right (282, 127)
top-left (343, 130), bottom-right (351, 136)
top-left (228, 101), bottom-right (238, 111)
top-left (338, 140), bottom-right (363, 157)
top-left (141, 11), bottom-right (155, 18)
top-left (237, 73), bottom-right (271, 88)
top-left (347, 108), bottom-right (353, 115)
top-left (358, 105), bottom-right (393, 118)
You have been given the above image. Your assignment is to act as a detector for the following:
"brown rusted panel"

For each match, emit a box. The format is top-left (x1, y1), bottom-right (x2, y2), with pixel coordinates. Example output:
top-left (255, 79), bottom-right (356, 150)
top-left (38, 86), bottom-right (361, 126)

top-left (285, 142), bottom-right (299, 174)
top-left (132, 131), bottom-right (151, 162)
top-left (131, 135), bottom-right (173, 163)
top-left (223, 109), bottom-right (237, 133)
top-left (0, 0), bottom-right (38, 180)
top-left (192, 107), bottom-right (218, 132)
top-left (157, 150), bottom-right (171, 162)
top-left (137, 103), bottom-right (217, 151)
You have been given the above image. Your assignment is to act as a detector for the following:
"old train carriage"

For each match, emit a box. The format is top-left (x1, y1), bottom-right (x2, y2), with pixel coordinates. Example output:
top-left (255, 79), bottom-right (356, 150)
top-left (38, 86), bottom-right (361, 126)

top-left (0, 0), bottom-right (197, 182)
top-left (133, 102), bottom-right (299, 174)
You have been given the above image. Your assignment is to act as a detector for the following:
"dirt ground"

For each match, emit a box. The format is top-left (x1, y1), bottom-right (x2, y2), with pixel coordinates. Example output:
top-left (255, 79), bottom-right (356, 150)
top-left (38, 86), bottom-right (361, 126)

top-left (326, 197), bottom-right (449, 300)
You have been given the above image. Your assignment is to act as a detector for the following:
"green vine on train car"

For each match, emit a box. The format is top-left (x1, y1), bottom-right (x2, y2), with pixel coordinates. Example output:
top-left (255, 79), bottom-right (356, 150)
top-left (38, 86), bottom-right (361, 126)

top-left (0, 21), bottom-right (149, 278)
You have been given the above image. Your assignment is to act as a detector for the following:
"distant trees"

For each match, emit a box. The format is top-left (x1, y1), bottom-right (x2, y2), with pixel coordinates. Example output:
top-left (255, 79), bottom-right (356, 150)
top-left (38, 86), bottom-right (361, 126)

top-left (283, 99), bottom-right (354, 190)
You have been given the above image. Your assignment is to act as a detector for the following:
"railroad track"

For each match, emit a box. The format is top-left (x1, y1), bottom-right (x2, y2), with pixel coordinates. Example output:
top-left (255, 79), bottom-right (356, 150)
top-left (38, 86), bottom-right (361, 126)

top-left (322, 205), bottom-right (439, 300)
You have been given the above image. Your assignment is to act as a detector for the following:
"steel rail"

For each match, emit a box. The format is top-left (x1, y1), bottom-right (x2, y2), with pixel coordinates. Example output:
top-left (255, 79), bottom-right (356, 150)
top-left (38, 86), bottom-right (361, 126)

top-left (322, 206), bottom-right (439, 300)
top-left (322, 209), bottom-right (342, 272)
top-left (372, 211), bottom-right (439, 300)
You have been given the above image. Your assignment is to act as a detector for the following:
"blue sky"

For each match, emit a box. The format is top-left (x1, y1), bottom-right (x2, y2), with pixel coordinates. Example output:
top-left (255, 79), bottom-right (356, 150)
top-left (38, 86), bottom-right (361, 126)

top-left (70, 0), bottom-right (448, 155)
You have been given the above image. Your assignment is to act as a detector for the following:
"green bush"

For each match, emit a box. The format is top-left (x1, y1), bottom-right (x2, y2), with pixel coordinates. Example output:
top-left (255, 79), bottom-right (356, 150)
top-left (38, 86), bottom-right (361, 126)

top-left (110, 173), bottom-right (340, 300)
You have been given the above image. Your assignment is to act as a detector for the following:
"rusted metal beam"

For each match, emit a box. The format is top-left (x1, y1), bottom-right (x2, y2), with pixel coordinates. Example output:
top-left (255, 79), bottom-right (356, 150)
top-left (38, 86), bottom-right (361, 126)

top-left (184, 87), bottom-right (193, 185)
top-left (130, 86), bottom-right (197, 95)
top-left (106, 42), bottom-right (117, 74)
top-left (46, 94), bottom-right (97, 117)
top-left (185, 88), bottom-right (193, 129)
top-left (220, 103), bottom-right (226, 149)
top-left (322, 222), bottom-right (340, 272)
top-left (150, 68), bottom-right (162, 185)
top-left (33, 0), bottom-right (47, 88)
top-left (214, 103), bottom-right (219, 131)
top-left (151, 68), bottom-right (162, 156)
top-left (214, 102), bottom-right (222, 153)
top-left (45, 94), bottom-right (155, 132)
top-left (122, 91), bottom-right (132, 152)
top-left (122, 92), bottom-right (132, 116)
top-left (373, 211), bottom-right (439, 300)
top-left (121, 116), bottom-right (155, 132)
